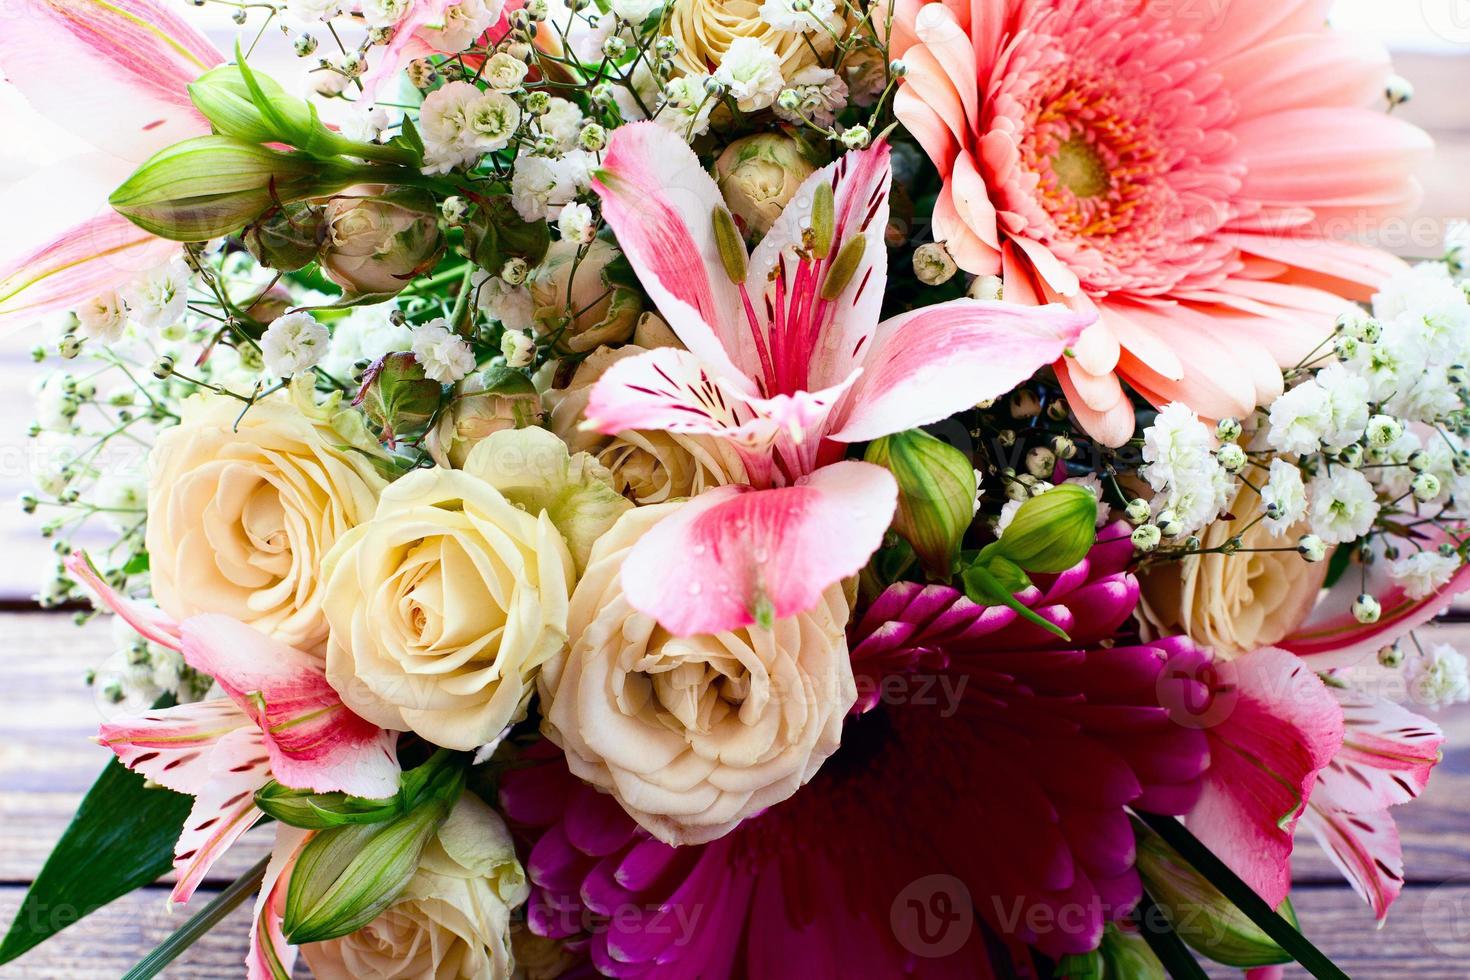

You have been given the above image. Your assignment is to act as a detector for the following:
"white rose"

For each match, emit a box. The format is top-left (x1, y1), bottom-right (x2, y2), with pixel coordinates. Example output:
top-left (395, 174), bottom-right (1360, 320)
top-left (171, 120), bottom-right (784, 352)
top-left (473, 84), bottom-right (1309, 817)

top-left (146, 389), bottom-right (385, 651)
top-left (539, 504), bottom-right (856, 845)
top-left (302, 795), bottom-right (528, 980)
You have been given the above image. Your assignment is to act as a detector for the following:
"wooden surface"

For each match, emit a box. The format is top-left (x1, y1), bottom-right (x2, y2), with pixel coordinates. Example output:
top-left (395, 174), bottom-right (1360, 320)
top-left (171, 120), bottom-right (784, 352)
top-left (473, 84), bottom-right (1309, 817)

top-left (0, 45), bottom-right (1466, 980)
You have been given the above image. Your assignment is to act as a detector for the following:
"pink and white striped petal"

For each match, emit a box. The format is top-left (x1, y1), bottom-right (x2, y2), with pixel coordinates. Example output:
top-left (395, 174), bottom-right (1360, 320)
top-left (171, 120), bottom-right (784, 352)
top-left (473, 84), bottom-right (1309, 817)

top-left (1300, 805), bottom-right (1404, 921)
top-left (246, 825), bottom-right (310, 980)
top-left (179, 615), bottom-right (401, 799)
top-left (829, 300), bottom-right (1092, 443)
top-left (65, 550), bottom-right (183, 650)
top-left (619, 461), bottom-right (898, 636)
top-left (1314, 690), bottom-right (1444, 813)
top-left (170, 727), bottom-right (271, 905)
top-left (0, 0), bottom-right (221, 164)
top-left (98, 697), bottom-right (254, 796)
top-left (591, 123), bottom-right (752, 383)
top-left (1186, 647), bottom-right (1345, 908)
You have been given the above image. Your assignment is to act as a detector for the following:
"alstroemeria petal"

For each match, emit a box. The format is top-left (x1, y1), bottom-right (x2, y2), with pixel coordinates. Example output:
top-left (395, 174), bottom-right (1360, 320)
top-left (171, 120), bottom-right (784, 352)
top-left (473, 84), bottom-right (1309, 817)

top-left (1300, 805), bottom-right (1404, 921)
top-left (591, 122), bottom-right (751, 383)
top-left (1315, 690), bottom-right (1444, 813)
top-left (0, 211), bottom-right (179, 331)
top-left (98, 697), bottom-right (254, 796)
top-left (1186, 647), bottom-right (1345, 908)
top-left (828, 300), bottom-right (1092, 443)
top-left (64, 549), bottom-right (182, 650)
top-left (170, 727), bottom-right (271, 905)
top-left (583, 346), bottom-right (775, 448)
top-left (179, 615), bottom-right (401, 799)
top-left (246, 825), bottom-right (310, 980)
top-left (0, 0), bottom-right (220, 164)
top-left (619, 461), bottom-right (898, 636)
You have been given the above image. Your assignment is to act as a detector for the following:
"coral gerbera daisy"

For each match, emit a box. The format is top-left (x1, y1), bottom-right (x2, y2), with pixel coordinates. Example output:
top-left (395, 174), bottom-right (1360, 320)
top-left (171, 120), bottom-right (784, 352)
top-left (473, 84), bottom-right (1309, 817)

top-left (500, 526), bottom-right (1211, 975)
top-left (892, 0), bottom-right (1432, 444)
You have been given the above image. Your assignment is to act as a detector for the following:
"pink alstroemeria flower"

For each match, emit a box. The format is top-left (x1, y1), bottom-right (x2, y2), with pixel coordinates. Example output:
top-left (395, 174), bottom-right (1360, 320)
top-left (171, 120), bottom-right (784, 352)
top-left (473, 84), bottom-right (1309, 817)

top-left (586, 122), bottom-right (1090, 635)
top-left (0, 0), bottom-right (223, 329)
top-left (67, 554), bottom-right (400, 906)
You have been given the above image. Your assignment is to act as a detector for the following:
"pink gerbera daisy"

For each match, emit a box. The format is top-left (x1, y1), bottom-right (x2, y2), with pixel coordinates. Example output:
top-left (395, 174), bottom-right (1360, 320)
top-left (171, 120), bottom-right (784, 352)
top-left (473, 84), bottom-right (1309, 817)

top-left (892, 0), bottom-right (1432, 444)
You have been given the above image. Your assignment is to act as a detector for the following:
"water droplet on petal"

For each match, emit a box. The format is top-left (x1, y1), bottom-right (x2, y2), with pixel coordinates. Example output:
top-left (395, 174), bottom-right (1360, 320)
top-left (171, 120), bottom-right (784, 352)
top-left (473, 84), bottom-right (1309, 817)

top-left (687, 583), bottom-right (703, 596)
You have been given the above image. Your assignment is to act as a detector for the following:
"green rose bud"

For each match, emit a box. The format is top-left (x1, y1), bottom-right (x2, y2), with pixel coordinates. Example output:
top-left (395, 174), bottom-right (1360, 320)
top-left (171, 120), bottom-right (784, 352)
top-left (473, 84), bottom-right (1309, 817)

top-left (355, 352), bottom-right (445, 445)
top-left (243, 201), bottom-right (328, 272)
top-left (987, 482), bottom-right (1098, 574)
top-left (425, 365), bottom-right (543, 469)
top-left (283, 758), bottom-right (465, 945)
top-left (320, 187), bottom-right (445, 298)
top-left (1135, 825), bottom-right (1296, 968)
top-left (864, 429), bottom-right (976, 578)
top-left (110, 135), bottom-right (362, 241)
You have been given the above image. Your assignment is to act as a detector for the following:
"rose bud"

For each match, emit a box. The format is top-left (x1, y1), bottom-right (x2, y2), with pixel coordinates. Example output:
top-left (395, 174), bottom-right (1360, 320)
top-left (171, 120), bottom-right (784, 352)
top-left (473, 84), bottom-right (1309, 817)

top-left (320, 188), bottom-right (445, 298)
top-left (713, 132), bottom-right (819, 239)
top-left (425, 364), bottom-right (543, 469)
top-left (244, 201), bottom-right (329, 272)
top-left (864, 429), bottom-right (976, 579)
top-left (1135, 824), bottom-right (1296, 968)
top-left (355, 352), bottom-right (445, 446)
top-left (528, 239), bottom-right (642, 354)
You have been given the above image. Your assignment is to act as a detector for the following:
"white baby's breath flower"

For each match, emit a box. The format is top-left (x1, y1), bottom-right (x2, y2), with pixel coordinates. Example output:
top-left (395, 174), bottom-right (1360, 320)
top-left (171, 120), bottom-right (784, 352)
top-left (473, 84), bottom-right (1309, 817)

top-left (319, 303), bottom-right (413, 380)
top-left (360, 0), bottom-right (411, 26)
top-left (656, 74), bottom-right (715, 138)
top-left (341, 103), bottom-right (392, 143)
top-left (1259, 458), bottom-right (1306, 536)
top-left (509, 153), bottom-right (586, 221)
top-left (759, 0), bottom-right (835, 32)
top-left (483, 51), bottom-right (529, 91)
top-left (500, 329), bottom-right (536, 368)
top-left (121, 261), bottom-right (189, 329)
top-left (1307, 467), bottom-right (1379, 545)
top-left (1316, 362), bottom-right (1371, 451)
top-left (538, 98), bottom-right (585, 151)
top-left (610, 0), bottom-right (661, 23)
top-left (261, 311), bottom-right (330, 377)
top-left (474, 272), bottom-right (535, 332)
top-left (713, 36), bottom-right (785, 112)
top-left (772, 65), bottom-right (848, 128)
top-left (287, 0), bottom-right (343, 21)
top-left (76, 290), bottom-right (129, 343)
top-left (412, 318), bottom-right (477, 383)
top-left (557, 202), bottom-right (596, 244)
top-left (1267, 379), bottom-right (1331, 456)
top-left (424, 0), bottom-right (504, 52)
top-left (420, 80), bottom-right (482, 173)
top-left (465, 90), bottom-right (522, 152)
top-left (1388, 551), bottom-right (1460, 600)
top-left (1407, 643), bottom-right (1470, 710)
top-left (1141, 402), bottom-right (1212, 494)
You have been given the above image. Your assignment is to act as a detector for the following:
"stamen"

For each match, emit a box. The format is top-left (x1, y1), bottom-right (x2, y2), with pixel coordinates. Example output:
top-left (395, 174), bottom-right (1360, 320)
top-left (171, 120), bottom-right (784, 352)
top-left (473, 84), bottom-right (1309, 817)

top-left (819, 235), bottom-right (867, 301)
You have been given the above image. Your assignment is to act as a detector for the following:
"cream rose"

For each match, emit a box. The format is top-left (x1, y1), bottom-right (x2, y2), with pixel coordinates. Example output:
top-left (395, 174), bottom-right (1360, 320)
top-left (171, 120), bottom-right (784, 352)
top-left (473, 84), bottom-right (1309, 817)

top-left (540, 504), bottom-right (857, 846)
top-left (323, 429), bottom-right (629, 749)
top-left (302, 795), bottom-right (529, 980)
top-left (548, 346), bottom-right (746, 505)
top-left (146, 388), bottom-right (385, 652)
top-left (714, 133), bottom-right (818, 238)
top-left (1138, 479), bottom-right (1328, 659)
top-left (666, 0), bottom-right (835, 77)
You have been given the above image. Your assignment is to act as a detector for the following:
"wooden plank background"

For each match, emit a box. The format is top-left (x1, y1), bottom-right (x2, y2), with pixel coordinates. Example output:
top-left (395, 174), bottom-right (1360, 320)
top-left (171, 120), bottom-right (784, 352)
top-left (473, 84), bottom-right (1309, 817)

top-left (0, 48), bottom-right (1466, 980)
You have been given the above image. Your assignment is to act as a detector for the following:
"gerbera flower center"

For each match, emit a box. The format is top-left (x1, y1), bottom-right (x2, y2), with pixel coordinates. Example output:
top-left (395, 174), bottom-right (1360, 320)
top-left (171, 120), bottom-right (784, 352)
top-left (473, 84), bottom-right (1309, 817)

top-left (1052, 136), bottom-right (1111, 200)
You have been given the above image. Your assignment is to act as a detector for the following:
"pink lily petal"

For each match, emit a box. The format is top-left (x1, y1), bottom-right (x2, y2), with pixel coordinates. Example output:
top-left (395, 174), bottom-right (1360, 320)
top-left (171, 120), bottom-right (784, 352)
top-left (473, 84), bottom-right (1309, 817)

top-left (591, 122), bottom-right (752, 383)
top-left (247, 825), bottom-right (310, 980)
top-left (1314, 690), bottom-right (1444, 814)
top-left (619, 461), bottom-right (898, 635)
top-left (170, 727), bottom-right (271, 905)
top-left (98, 697), bottom-right (254, 796)
top-left (1282, 526), bottom-right (1470, 668)
top-left (1186, 647), bottom-right (1345, 908)
top-left (0, 0), bottom-right (220, 165)
top-left (0, 211), bottom-right (179, 331)
top-left (179, 615), bottom-right (401, 799)
top-left (64, 550), bottom-right (182, 650)
top-left (1300, 805), bottom-right (1404, 921)
top-left (828, 300), bottom-right (1092, 443)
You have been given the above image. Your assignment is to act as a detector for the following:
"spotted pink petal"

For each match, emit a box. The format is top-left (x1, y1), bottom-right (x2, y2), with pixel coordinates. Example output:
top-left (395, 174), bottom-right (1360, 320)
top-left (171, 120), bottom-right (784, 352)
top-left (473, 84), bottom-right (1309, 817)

top-left (179, 615), bottom-right (401, 799)
top-left (65, 550), bottom-right (182, 650)
top-left (1282, 527), bottom-right (1470, 668)
top-left (1186, 647), bottom-right (1345, 908)
top-left (619, 461), bottom-right (897, 635)
top-left (1315, 690), bottom-right (1444, 814)
top-left (98, 697), bottom-right (254, 796)
top-left (0, 212), bottom-right (180, 331)
top-left (0, 0), bottom-right (220, 164)
top-left (591, 122), bottom-right (751, 383)
top-left (247, 826), bottom-right (310, 980)
top-left (1300, 805), bottom-right (1404, 921)
top-left (829, 299), bottom-right (1093, 442)
top-left (582, 346), bottom-right (776, 448)
top-left (170, 727), bottom-right (271, 905)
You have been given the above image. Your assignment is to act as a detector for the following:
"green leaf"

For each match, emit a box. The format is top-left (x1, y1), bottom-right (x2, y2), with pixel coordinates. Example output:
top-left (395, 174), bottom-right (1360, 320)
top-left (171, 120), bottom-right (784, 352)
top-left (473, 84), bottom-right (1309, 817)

top-left (1133, 888), bottom-right (1210, 980)
top-left (1322, 541), bottom-right (1354, 589)
top-left (120, 856), bottom-right (269, 980)
top-left (961, 561), bottom-right (1071, 641)
top-left (0, 757), bottom-right (191, 964)
top-left (1134, 812), bottom-right (1349, 980)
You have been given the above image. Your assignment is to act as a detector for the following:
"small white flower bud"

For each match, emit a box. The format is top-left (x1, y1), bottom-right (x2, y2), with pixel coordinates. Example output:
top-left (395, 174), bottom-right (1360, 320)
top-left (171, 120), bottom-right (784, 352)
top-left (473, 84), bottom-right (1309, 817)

top-left (1353, 593), bottom-right (1382, 624)
top-left (1051, 435), bottom-right (1076, 460)
top-left (1125, 498), bottom-right (1151, 525)
top-left (1298, 534), bottom-right (1327, 563)
top-left (1156, 510), bottom-right (1183, 538)
top-left (889, 59), bottom-right (908, 77)
top-left (1216, 443), bottom-right (1247, 473)
top-left (777, 88), bottom-right (803, 112)
top-left (1412, 472), bottom-right (1442, 502)
top-left (1449, 364), bottom-right (1469, 389)
top-left (1337, 443), bottom-right (1364, 469)
top-left (58, 336), bottom-right (82, 360)
top-left (968, 274), bottom-right (1004, 301)
top-left (1132, 524), bottom-right (1162, 552)
top-left (441, 196), bottom-right (470, 226)
top-left (151, 355), bottom-right (175, 379)
top-left (295, 33), bottom-right (319, 57)
top-left (654, 36), bottom-right (678, 59)
top-left (1365, 414), bottom-right (1402, 447)
top-left (1025, 446), bottom-right (1056, 479)
top-left (602, 36), bottom-right (627, 58)
top-left (1378, 644), bottom-right (1405, 668)
top-left (578, 123), bottom-right (607, 151)
top-left (500, 329), bottom-right (535, 368)
top-left (500, 257), bottom-right (530, 285)
top-left (912, 242), bottom-right (958, 286)
top-left (1009, 389), bottom-right (1040, 419)
top-left (1215, 417), bottom-right (1242, 442)
top-left (1385, 74), bottom-right (1414, 107)
top-left (1334, 335), bottom-right (1360, 360)
top-left (839, 125), bottom-right (871, 150)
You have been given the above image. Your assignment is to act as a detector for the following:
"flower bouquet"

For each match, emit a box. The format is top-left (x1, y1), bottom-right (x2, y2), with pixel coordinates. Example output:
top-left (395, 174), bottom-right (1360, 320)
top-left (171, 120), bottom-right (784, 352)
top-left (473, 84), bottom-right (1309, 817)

top-left (1, 0), bottom-right (1465, 976)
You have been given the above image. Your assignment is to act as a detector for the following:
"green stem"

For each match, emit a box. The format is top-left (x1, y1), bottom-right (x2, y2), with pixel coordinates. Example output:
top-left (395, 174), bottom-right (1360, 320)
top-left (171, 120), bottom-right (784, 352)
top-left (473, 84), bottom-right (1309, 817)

top-left (1133, 888), bottom-right (1210, 980)
top-left (121, 856), bottom-right (270, 980)
top-left (1134, 812), bottom-right (1349, 980)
